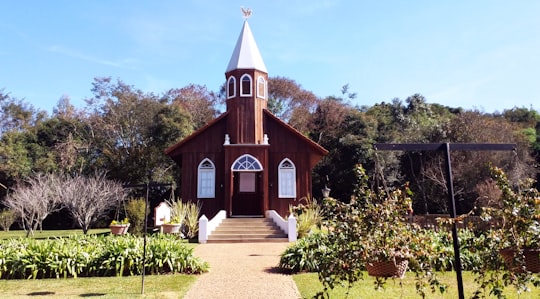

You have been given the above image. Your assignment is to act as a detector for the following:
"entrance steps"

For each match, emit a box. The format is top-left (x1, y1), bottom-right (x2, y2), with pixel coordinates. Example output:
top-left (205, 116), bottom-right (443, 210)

top-left (207, 218), bottom-right (288, 243)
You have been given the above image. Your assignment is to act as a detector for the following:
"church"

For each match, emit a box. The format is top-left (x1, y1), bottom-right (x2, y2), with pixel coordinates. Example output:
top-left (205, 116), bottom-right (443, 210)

top-left (165, 18), bottom-right (328, 219)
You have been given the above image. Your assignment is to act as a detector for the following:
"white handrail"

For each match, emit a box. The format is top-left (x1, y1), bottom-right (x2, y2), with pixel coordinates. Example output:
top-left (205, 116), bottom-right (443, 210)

top-left (198, 210), bottom-right (227, 243)
top-left (266, 210), bottom-right (297, 242)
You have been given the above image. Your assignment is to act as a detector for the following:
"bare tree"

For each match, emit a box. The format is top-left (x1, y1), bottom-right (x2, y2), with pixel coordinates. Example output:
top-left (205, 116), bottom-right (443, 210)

top-left (3, 173), bottom-right (63, 237)
top-left (58, 173), bottom-right (125, 234)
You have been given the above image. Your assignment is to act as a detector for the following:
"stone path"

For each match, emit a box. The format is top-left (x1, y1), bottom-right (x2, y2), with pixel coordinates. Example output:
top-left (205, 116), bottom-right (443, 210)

top-left (183, 243), bottom-right (301, 299)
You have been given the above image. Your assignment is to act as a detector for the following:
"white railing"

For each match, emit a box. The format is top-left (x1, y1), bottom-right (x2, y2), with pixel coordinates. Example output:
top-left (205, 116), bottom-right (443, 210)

top-left (266, 210), bottom-right (297, 242)
top-left (198, 210), bottom-right (227, 243)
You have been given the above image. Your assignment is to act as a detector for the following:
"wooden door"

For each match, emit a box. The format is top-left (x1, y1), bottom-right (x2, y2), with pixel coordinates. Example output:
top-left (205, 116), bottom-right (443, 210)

top-left (231, 172), bottom-right (262, 216)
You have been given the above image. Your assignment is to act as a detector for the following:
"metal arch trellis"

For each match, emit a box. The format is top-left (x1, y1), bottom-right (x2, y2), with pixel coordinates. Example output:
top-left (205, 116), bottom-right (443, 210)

top-left (373, 142), bottom-right (516, 299)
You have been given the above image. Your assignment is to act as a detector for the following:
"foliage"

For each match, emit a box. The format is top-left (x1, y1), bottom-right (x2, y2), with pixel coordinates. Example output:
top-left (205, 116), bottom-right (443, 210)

top-left (289, 197), bottom-right (322, 238)
top-left (110, 218), bottom-right (130, 225)
top-left (267, 76), bottom-right (319, 131)
top-left (0, 209), bottom-right (16, 231)
top-left (0, 234), bottom-right (207, 279)
top-left (86, 77), bottom-right (192, 184)
top-left (162, 84), bottom-right (219, 130)
top-left (125, 197), bottom-right (147, 235)
top-left (183, 201), bottom-right (201, 239)
top-left (279, 232), bottom-right (329, 273)
top-left (166, 198), bottom-right (187, 226)
top-left (474, 167), bottom-right (540, 297)
top-left (164, 199), bottom-right (201, 239)
top-left (313, 165), bottom-right (445, 298)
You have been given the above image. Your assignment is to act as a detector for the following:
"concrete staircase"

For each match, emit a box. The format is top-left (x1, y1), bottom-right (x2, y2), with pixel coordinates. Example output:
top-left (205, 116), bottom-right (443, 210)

top-left (207, 218), bottom-right (288, 243)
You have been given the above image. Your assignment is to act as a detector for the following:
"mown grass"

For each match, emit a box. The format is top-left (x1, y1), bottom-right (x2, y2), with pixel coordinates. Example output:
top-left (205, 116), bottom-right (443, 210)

top-left (294, 271), bottom-right (540, 299)
top-left (0, 228), bottom-right (110, 239)
top-left (0, 274), bottom-right (197, 298)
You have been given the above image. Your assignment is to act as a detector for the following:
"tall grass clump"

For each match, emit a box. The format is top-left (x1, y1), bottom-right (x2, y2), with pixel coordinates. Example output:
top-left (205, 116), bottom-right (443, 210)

top-left (290, 197), bottom-right (322, 238)
top-left (183, 201), bottom-right (202, 239)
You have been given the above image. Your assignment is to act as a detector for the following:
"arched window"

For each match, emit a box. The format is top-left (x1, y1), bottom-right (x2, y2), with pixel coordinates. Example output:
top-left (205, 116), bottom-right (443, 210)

top-left (227, 76), bottom-right (236, 99)
top-left (240, 74), bottom-right (252, 96)
top-left (278, 158), bottom-right (296, 198)
top-left (257, 76), bottom-right (266, 99)
top-left (231, 154), bottom-right (262, 171)
top-left (198, 159), bottom-right (215, 198)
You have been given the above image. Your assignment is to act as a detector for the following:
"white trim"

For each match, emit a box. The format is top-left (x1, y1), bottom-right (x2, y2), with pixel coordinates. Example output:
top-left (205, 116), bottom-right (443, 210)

top-left (227, 76), bottom-right (236, 99)
top-left (231, 154), bottom-right (263, 171)
top-left (278, 158), bottom-right (296, 198)
top-left (198, 210), bottom-right (227, 243)
top-left (240, 74), bottom-right (253, 97)
top-left (197, 158), bottom-right (216, 198)
top-left (257, 76), bottom-right (266, 99)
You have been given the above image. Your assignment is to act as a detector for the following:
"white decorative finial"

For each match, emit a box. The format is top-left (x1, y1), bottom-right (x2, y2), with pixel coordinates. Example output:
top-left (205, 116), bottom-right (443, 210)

top-left (241, 6), bottom-right (252, 19)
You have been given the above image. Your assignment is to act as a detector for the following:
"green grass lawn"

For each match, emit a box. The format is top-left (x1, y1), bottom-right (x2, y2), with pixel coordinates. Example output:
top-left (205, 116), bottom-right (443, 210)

top-left (0, 274), bottom-right (197, 298)
top-left (0, 228), bottom-right (110, 239)
top-left (294, 271), bottom-right (540, 299)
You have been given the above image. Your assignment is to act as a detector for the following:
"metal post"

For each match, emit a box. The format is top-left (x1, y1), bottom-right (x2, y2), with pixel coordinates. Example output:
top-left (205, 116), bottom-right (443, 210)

top-left (443, 143), bottom-right (464, 299)
top-left (141, 182), bottom-right (149, 295)
top-left (373, 143), bottom-right (515, 299)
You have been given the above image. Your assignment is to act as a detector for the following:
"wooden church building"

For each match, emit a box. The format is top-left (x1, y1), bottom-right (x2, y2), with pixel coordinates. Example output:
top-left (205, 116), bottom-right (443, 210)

top-left (165, 19), bottom-right (328, 219)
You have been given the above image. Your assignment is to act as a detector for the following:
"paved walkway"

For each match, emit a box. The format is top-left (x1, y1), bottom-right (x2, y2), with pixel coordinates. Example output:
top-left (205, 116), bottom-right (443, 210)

top-left (183, 243), bottom-right (301, 299)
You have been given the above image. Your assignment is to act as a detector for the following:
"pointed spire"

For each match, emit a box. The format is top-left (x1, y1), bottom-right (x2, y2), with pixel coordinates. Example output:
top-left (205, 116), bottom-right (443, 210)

top-left (226, 20), bottom-right (267, 73)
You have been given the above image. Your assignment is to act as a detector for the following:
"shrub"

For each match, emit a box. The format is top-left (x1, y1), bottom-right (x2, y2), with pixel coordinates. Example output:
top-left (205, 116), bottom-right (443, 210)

top-left (0, 209), bottom-right (17, 231)
top-left (279, 232), bottom-right (330, 273)
top-left (0, 234), bottom-right (208, 279)
top-left (126, 198), bottom-right (147, 235)
top-left (290, 197), bottom-right (322, 238)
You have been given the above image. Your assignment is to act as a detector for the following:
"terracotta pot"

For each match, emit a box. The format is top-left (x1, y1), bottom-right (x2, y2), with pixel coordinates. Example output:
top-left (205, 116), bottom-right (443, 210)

top-left (366, 257), bottom-right (409, 278)
top-left (110, 224), bottom-right (130, 235)
top-left (162, 223), bottom-right (182, 234)
top-left (499, 248), bottom-right (540, 273)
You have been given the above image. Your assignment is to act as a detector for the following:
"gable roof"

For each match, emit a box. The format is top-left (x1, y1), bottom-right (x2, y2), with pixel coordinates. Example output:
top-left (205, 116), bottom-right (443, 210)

top-left (164, 112), bottom-right (229, 156)
top-left (263, 109), bottom-right (328, 156)
top-left (226, 20), bottom-right (267, 73)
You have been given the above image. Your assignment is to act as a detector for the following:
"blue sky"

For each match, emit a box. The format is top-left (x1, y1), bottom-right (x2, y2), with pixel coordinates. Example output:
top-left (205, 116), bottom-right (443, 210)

top-left (1, 1), bottom-right (539, 114)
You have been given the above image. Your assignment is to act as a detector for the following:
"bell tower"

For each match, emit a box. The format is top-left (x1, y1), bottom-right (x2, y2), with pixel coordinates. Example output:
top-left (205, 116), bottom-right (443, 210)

top-left (225, 18), bottom-right (268, 144)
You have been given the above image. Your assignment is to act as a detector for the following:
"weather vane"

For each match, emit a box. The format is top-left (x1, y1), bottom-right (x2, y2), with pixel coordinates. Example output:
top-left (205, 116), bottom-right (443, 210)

top-left (241, 6), bottom-right (252, 19)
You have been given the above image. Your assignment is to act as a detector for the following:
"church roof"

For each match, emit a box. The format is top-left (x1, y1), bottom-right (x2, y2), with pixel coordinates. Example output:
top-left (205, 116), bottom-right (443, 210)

top-left (226, 20), bottom-right (267, 73)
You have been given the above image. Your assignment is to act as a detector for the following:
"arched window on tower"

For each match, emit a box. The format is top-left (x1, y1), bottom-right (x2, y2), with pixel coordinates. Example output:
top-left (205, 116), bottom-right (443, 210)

top-left (198, 158), bottom-right (216, 198)
top-left (227, 76), bottom-right (236, 99)
top-left (257, 76), bottom-right (266, 99)
top-left (240, 74), bottom-right (252, 96)
top-left (278, 158), bottom-right (296, 198)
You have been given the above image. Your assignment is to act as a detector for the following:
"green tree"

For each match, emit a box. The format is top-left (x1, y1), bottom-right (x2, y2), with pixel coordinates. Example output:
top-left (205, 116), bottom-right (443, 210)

top-left (267, 76), bottom-right (319, 132)
top-left (85, 77), bottom-right (192, 184)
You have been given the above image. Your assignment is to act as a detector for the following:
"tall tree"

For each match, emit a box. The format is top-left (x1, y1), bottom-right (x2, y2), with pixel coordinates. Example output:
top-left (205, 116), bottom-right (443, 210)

top-left (85, 77), bottom-right (192, 184)
top-left (267, 76), bottom-right (319, 132)
top-left (163, 84), bottom-right (219, 130)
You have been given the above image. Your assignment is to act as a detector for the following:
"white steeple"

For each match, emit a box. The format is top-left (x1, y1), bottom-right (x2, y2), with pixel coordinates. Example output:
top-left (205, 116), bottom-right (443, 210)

top-left (226, 20), bottom-right (267, 73)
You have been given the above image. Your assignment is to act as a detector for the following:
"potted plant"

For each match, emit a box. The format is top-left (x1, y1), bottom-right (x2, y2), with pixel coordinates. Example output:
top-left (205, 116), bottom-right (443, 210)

top-left (483, 166), bottom-right (540, 273)
top-left (317, 165), bottom-right (444, 296)
top-left (162, 216), bottom-right (182, 234)
top-left (110, 217), bottom-right (130, 235)
top-left (358, 182), bottom-right (415, 278)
